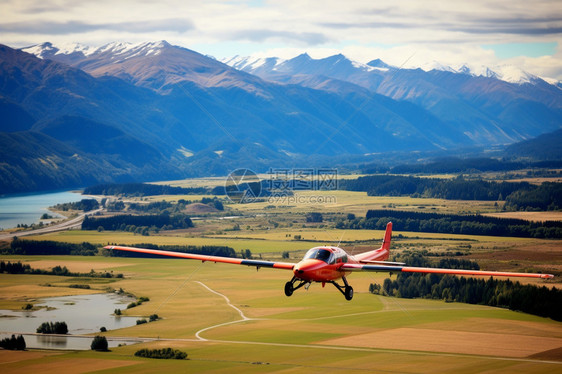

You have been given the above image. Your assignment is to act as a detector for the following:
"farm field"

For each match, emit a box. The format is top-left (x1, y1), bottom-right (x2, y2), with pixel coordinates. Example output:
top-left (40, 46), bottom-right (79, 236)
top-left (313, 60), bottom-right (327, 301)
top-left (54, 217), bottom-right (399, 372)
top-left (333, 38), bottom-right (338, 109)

top-left (1, 254), bottom-right (561, 373)
top-left (1, 185), bottom-right (561, 372)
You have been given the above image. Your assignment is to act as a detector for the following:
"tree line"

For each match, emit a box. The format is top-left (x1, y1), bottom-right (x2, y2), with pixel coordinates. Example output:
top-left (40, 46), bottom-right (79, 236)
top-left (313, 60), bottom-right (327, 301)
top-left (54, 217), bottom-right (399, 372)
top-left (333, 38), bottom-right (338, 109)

top-left (53, 199), bottom-right (100, 212)
top-left (84, 183), bottom-right (208, 196)
top-left (335, 210), bottom-right (562, 239)
top-left (0, 335), bottom-right (26, 350)
top-left (0, 260), bottom-right (123, 278)
top-left (135, 348), bottom-right (187, 359)
top-left (360, 157), bottom-right (562, 175)
top-left (389, 158), bottom-right (562, 174)
top-left (2, 239), bottom-right (98, 256)
top-left (339, 174), bottom-right (561, 210)
top-left (37, 321), bottom-right (68, 334)
top-left (82, 213), bottom-right (194, 232)
top-left (373, 254), bottom-right (561, 321)
top-left (105, 243), bottom-right (237, 259)
top-left (504, 182), bottom-right (562, 211)
top-left (340, 174), bottom-right (530, 200)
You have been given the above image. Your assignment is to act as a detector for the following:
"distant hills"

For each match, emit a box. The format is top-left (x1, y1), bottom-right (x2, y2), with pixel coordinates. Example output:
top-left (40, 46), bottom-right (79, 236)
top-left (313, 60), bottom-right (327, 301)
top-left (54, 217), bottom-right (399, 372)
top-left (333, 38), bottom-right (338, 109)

top-left (0, 41), bottom-right (560, 194)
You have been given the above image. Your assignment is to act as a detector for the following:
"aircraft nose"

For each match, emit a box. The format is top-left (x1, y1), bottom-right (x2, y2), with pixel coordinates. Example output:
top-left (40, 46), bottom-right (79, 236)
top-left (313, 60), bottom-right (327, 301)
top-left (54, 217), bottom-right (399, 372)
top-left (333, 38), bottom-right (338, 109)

top-left (294, 259), bottom-right (323, 277)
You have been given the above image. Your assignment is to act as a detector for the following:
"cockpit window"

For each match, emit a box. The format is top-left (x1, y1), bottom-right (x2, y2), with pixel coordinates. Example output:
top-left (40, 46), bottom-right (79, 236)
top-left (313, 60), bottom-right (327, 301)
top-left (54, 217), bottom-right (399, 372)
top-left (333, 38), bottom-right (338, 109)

top-left (304, 248), bottom-right (334, 264)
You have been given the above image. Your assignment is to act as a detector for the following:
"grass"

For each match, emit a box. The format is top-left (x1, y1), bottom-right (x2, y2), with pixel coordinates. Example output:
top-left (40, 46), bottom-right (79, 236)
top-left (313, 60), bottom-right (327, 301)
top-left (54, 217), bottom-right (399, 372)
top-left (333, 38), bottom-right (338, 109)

top-left (2, 186), bottom-right (561, 372)
top-left (1, 255), bottom-right (561, 373)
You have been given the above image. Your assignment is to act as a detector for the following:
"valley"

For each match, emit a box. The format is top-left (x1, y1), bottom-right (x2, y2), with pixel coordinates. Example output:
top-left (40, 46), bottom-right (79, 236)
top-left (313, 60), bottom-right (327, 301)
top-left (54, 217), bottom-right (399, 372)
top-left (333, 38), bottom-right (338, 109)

top-left (0, 172), bottom-right (560, 372)
top-left (2, 1), bottom-right (561, 372)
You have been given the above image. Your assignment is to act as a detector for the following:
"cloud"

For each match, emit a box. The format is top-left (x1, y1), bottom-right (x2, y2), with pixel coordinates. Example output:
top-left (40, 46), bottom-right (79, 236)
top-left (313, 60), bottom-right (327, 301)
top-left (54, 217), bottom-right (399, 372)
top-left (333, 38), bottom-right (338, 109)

top-left (0, 18), bottom-right (194, 35)
top-left (227, 29), bottom-right (331, 45)
top-left (0, 0), bottom-right (560, 79)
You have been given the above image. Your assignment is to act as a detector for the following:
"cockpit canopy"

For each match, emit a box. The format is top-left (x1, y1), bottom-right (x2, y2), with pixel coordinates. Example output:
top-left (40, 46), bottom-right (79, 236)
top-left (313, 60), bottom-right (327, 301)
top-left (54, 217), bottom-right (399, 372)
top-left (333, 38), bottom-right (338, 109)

top-left (304, 248), bottom-right (334, 264)
top-left (303, 247), bottom-right (349, 265)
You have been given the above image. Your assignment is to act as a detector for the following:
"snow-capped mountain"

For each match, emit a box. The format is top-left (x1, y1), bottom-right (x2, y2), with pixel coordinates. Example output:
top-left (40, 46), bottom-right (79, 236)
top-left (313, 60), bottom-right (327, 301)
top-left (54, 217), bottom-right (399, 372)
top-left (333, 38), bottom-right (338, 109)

top-left (22, 41), bottom-right (561, 145)
top-left (23, 41), bottom-right (167, 62)
top-left (23, 41), bottom-right (266, 93)
top-left (22, 42), bottom-right (96, 65)
top-left (225, 53), bottom-right (557, 87)
top-left (3, 41), bottom-right (562, 194)
top-left (427, 62), bottom-right (543, 85)
top-left (224, 52), bottom-right (562, 144)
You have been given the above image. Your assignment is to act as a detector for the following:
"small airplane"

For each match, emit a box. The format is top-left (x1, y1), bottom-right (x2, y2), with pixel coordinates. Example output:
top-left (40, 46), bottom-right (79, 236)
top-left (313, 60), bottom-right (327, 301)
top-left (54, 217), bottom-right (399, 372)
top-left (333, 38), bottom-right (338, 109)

top-left (104, 222), bottom-right (553, 300)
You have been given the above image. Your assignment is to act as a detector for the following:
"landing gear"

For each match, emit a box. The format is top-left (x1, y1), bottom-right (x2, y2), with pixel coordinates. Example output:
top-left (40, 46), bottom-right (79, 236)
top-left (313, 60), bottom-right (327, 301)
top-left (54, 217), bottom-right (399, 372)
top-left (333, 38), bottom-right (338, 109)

top-left (284, 281), bottom-right (293, 296)
top-left (284, 276), bottom-right (354, 300)
top-left (344, 285), bottom-right (354, 301)
top-left (284, 276), bottom-right (309, 297)
top-left (330, 276), bottom-right (354, 301)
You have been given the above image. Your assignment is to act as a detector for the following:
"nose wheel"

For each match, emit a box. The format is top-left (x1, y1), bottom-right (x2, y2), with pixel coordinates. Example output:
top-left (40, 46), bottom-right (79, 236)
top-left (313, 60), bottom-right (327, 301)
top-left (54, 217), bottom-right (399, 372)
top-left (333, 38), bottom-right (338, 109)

top-left (284, 276), bottom-right (309, 297)
top-left (284, 281), bottom-right (294, 296)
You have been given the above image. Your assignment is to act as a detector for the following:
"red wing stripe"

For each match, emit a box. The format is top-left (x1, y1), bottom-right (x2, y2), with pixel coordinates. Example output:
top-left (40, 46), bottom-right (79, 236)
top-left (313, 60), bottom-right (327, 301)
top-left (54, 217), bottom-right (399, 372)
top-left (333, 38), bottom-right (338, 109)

top-left (401, 267), bottom-right (554, 279)
top-left (340, 263), bottom-right (553, 279)
top-left (104, 246), bottom-right (295, 270)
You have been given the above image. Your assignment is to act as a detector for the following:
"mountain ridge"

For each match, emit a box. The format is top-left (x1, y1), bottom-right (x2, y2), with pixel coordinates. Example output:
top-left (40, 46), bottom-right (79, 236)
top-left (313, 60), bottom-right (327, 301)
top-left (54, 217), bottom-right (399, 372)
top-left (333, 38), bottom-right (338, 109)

top-left (0, 41), bottom-right (560, 193)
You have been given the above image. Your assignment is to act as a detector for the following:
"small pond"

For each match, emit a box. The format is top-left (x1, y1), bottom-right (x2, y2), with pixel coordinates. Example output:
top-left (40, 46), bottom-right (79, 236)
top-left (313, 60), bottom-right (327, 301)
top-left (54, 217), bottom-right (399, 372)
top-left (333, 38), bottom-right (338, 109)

top-left (0, 293), bottom-right (142, 350)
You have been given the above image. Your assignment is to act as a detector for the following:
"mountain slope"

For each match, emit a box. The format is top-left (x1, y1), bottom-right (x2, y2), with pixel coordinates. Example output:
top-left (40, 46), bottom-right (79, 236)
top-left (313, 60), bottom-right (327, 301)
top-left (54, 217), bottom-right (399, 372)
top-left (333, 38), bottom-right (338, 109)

top-left (3, 42), bottom-right (466, 192)
top-left (25, 41), bottom-right (269, 95)
top-left (21, 41), bottom-right (460, 153)
top-left (3, 41), bottom-right (561, 193)
top-left (226, 54), bottom-right (562, 144)
top-left (504, 128), bottom-right (562, 160)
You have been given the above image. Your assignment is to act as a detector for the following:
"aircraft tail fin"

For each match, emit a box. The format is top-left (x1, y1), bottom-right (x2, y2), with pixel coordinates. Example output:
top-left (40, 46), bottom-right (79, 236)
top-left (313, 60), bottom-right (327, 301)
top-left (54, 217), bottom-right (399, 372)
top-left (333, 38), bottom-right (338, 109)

top-left (382, 222), bottom-right (392, 252)
top-left (356, 222), bottom-right (392, 263)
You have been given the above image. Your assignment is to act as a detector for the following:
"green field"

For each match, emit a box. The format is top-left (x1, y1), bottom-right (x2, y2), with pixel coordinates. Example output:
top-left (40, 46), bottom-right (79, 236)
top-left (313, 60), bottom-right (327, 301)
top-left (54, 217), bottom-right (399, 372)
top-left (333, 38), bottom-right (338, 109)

top-left (1, 254), bottom-right (561, 373)
top-left (1, 186), bottom-right (561, 373)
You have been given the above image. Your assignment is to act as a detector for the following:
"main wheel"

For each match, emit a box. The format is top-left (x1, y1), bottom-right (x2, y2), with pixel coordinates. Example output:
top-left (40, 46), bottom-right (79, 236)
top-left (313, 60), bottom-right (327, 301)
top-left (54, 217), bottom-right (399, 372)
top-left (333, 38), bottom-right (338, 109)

top-left (344, 285), bottom-right (354, 301)
top-left (284, 281), bottom-right (294, 297)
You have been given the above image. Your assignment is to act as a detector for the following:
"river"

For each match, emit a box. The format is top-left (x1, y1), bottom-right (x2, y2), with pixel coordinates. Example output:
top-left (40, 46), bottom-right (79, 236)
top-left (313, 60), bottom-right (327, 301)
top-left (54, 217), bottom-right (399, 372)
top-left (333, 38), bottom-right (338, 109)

top-left (0, 190), bottom-right (84, 230)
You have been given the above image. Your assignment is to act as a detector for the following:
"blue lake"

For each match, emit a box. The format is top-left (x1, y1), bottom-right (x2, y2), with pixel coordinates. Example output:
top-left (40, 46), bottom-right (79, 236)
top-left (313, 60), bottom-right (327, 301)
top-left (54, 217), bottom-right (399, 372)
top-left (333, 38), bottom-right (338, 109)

top-left (0, 190), bottom-right (84, 230)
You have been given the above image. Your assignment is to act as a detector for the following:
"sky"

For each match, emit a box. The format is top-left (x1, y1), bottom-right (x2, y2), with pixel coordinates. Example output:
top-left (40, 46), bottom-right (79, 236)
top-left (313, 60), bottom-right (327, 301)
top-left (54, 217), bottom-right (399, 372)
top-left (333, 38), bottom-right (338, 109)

top-left (1, 0), bottom-right (561, 80)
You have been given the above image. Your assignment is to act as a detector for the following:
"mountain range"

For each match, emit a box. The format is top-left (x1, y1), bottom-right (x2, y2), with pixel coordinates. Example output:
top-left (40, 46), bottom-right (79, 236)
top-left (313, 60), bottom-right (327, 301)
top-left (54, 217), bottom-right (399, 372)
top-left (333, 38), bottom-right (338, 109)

top-left (0, 40), bottom-right (560, 194)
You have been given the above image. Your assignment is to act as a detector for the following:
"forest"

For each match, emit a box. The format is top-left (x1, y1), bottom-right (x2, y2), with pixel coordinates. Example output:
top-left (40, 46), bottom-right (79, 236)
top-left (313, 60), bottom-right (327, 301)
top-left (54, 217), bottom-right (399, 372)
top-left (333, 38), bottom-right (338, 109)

top-left (335, 209), bottom-right (562, 238)
top-left (105, 243), bottom-right (238, 259)
top-left (53, 199), bottom-right (100, 212)
top-left (2, 239), bottom-right (98, 255)
top-left (83, 183), bottom-right (208, 196)
top-left (82, 213), bottom-right (194, 232)
top-left (374, 254), bottom-right (562, 321)
top-left (340, 175), bottom-right (561, 210)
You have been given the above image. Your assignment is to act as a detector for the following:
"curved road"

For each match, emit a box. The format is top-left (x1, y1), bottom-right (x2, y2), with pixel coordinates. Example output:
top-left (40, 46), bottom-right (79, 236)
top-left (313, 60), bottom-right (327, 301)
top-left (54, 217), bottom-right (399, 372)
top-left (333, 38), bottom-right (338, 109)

top-left (0, 208), bottom-right (102, 241)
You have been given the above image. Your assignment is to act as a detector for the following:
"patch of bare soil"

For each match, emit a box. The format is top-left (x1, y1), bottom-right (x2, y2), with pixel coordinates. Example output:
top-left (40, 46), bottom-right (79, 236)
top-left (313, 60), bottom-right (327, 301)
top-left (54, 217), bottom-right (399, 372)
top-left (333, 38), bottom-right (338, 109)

top-left (528, 347), bottom-right (562, 361)
top-left (184, 203), bottom-right (218, 213)
top-left (15, 358), bottom-right (137, 374)
top-left (467, 242), bottom-right (562, 277)
top-left (0, 350), bottom-right (60, 364)
top-left (482, 211), bottom-right (562, 222)
top-left (319, 327), bottom-right (562, 358)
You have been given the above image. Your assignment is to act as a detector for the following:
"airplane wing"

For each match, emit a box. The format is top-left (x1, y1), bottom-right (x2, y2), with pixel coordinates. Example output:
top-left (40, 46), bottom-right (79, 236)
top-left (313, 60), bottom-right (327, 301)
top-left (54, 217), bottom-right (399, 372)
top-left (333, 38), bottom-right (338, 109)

top-left (340, 263), bottom-right (554, 279)
top-left (104, 245), bottom-right (295, 270)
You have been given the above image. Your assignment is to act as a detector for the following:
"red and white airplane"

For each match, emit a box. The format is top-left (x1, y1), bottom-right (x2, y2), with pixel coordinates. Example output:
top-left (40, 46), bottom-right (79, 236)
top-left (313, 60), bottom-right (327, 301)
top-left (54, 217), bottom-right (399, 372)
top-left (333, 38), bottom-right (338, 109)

top-left (104, 222), bottom-right (553, 300)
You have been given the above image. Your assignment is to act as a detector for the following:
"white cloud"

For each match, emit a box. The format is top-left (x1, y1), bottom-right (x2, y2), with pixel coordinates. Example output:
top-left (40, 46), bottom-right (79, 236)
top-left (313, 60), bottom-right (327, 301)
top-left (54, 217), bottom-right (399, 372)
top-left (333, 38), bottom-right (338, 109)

top-left (1, 0), bottom-right (561, 79)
